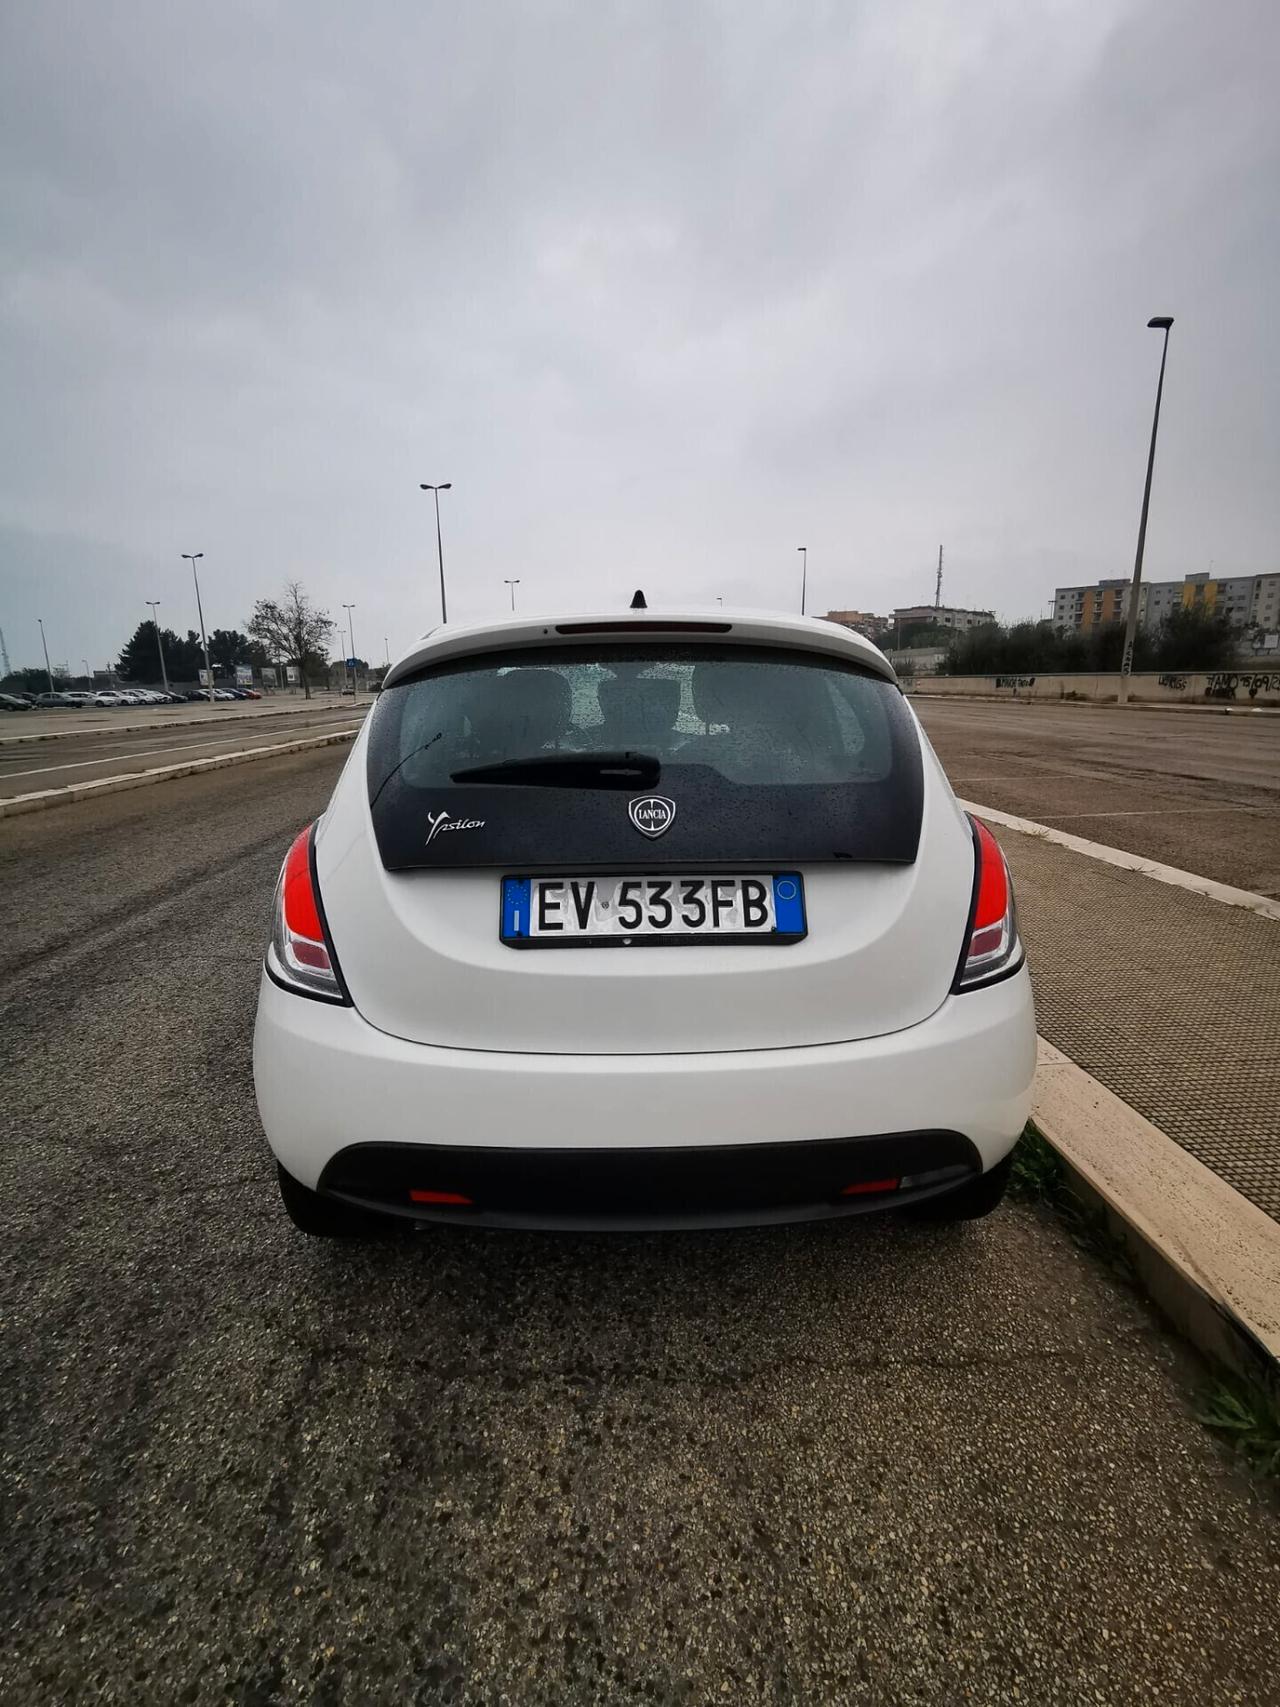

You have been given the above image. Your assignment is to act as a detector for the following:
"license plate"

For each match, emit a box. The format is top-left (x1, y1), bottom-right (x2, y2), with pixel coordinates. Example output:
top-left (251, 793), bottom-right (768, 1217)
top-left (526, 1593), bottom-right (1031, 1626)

top-left (500, 873), bottom-right (806, 948)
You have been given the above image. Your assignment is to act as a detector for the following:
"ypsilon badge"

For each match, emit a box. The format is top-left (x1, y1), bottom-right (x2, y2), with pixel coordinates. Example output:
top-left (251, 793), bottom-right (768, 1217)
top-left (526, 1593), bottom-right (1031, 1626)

top-left (628, 795), bottom-right (676, 839)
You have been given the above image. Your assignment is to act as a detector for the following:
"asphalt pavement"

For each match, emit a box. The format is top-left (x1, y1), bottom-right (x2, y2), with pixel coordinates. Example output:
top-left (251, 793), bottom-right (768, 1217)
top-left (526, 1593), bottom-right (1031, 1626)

top-left (916, 698), bottom-right (1280, 895)
top-left (0, 702), bottom-right (365, 801)
top-left (2, 745), bottom-right (1278, 1705)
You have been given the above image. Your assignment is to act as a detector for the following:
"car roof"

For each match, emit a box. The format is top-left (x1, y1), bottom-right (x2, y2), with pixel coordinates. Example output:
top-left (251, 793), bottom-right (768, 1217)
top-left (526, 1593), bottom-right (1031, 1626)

top-left (382, 607), bottom-right (897, 690)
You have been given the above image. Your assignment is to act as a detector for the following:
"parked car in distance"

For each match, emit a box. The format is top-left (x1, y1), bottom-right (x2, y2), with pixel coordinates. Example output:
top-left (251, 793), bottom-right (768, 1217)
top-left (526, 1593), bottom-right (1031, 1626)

top-left (91, 691), bottom-right (124, 706)
top-left (254, 603), bottom-right (1036, 1239)
top-left (0, 692), bottom-right (34, 711)
top-left (35, 692), bottom-right (77, 707)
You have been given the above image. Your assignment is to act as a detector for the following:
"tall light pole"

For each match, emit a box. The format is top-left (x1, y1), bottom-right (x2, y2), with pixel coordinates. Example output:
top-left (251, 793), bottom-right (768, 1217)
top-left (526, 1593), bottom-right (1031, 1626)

top-left (146, 600), bottom-right (170, 692)
top-left (37, 618), bottom-right (55, 694)
top-left (797, 547), bottom-right (807, 616)
top-left (82, 657), bottom-right (91, 688)
top-left (420, 482), bottom-right (452, 623)
top-left (504, 578), bottom-right (520, 612)
top-left (1118, 317), bottom-right (1174, 705)
top-left (181, 553), bottom-right (214, 701)
top-left (342, 602), bottom-right (357, 695)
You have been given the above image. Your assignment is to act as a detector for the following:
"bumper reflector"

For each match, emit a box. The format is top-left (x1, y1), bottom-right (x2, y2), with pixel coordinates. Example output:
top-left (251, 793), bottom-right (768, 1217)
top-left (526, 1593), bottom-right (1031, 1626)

top-left (840, 1178), bottom-right (900, 1196)
top-left (409, 1189), bottom-right (473, 1206)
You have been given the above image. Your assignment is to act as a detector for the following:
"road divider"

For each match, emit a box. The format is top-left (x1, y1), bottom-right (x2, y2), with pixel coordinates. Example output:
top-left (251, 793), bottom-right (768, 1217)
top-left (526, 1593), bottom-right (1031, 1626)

top-left (1032, 1039), bottom-right (1279, 1388)
top-left (0, 727), bottom-right (360, 819)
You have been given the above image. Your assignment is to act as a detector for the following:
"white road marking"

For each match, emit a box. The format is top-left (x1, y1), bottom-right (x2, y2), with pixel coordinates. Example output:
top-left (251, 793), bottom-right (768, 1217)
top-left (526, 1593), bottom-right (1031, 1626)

top-left (0, 723), bottom-right (362, 781)
top-left (960, 799), bottom-right (1280, 922)
top-left (1034, 806), bottom-right (1271, 819)
top-left (0, 728), bottom-right (361, 818)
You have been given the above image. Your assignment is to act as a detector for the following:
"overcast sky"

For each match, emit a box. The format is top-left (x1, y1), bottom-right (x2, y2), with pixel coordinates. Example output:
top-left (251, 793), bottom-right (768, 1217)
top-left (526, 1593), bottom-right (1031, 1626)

top-left (3, 0), bottom-right (1278, 675)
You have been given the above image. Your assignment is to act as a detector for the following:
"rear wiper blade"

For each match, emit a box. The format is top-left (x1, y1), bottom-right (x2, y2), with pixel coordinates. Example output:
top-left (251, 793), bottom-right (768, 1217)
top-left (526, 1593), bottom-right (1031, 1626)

top-left (450, 750), bottom-right (661, 788)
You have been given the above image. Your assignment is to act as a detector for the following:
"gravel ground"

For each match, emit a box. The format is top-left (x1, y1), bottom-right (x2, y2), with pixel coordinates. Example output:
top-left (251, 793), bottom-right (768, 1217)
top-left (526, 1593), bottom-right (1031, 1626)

top-left (1, 748), bottom-right (1277, 1706)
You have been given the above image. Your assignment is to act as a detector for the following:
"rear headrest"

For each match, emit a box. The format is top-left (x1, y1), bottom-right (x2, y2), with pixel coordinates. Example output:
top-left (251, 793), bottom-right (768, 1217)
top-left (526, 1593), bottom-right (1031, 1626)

top-left (691, 662), bottom-right (823, 733)
top-left (467, 668), bottom-right (572, 750)
top-left (691, 662), bottom-right (765, 726)
top-left (597, 674), bottom-right (682, 735)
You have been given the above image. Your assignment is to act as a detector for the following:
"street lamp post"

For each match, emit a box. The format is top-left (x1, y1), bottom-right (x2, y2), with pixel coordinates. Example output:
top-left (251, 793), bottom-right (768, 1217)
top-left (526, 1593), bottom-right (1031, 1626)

top-left (420, 482), bottom-right (452, 623)
top-left (1118, 317), bottom-right (1175, 705)
top-left (146, 600), bottom-right (170, 692)
top-left (181, 553), bottom-right (214, 702)
top-left (342, 603), bottom-right (358, 696)
top-left (504, 578), bottom-right (520, 612)
top-left (82, 657), bottom-right (91, 688)
top-left (797, 547), bottom-right (807, 616)
top-left (37, 618), bottom-right (54, 694)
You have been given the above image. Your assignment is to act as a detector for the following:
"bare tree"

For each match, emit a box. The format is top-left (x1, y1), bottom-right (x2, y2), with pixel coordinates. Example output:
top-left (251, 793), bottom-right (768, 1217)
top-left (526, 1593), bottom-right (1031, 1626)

top-left (246, 582), bottom-right (335, 700)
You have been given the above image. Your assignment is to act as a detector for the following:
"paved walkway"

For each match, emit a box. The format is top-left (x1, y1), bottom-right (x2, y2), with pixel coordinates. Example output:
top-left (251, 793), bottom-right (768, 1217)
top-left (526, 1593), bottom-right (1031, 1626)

top-left (993, 822), bottom-right (1280, 1221)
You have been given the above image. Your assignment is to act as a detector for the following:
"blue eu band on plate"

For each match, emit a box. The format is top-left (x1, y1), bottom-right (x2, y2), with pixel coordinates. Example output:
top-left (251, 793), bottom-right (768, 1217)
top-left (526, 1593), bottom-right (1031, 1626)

top-left (501, 873), bottom-right (807, 948)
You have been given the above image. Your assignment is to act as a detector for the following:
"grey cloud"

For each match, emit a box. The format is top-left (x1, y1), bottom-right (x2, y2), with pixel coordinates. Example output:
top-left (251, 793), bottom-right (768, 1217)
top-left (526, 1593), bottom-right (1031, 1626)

top-left (2, 0), bottom-right (1278, 677)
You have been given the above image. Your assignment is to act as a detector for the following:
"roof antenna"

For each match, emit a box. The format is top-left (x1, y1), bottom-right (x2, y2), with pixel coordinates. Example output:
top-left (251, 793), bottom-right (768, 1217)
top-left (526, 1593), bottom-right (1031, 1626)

top-left (630, 589), bottom-right (647, 609)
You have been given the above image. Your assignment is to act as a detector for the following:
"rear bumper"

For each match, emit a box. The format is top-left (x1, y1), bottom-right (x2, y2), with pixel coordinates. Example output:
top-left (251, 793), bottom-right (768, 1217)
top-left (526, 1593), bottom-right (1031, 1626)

top-left (318, 1131), bottom-right (982, 1230)
top-left (253, 964), bottom-right (1035, 1225)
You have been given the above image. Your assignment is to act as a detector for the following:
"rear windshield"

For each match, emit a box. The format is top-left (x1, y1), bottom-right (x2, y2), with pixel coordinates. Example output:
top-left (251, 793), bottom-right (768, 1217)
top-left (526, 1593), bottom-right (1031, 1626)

top-left (366, 643), bottom-right (923, 870)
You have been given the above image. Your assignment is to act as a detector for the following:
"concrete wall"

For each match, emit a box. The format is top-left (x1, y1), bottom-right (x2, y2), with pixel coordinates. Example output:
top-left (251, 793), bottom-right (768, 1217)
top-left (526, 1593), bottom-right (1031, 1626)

top-left (907, 669), bottom-right (1280, 707)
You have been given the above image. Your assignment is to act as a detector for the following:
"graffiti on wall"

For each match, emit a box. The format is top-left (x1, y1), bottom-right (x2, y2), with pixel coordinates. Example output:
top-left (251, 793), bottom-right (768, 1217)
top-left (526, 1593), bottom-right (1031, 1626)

top-left (1205, 672), bottom-right (1280, 700)
top-left (1157, 673), bottom-right (1187, 691)
top-left (995, 675), bottom-right (1036, 690)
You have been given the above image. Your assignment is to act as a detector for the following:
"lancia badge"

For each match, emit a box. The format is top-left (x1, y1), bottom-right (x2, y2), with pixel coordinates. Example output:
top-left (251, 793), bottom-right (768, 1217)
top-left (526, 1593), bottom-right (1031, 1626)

top-left (628, 795), bottom-right (676, 839)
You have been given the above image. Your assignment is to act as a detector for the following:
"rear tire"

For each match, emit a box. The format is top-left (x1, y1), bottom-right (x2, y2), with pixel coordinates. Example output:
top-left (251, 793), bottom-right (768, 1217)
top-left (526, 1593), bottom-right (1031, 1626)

top-left (904, 1154), bottom-right (1013, 1223)
top-left (276, 1163), bottom-right (389, 1238)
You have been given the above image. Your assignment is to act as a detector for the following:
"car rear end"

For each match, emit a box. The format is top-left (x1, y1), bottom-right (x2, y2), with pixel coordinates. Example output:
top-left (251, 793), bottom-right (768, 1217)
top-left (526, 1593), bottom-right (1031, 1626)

top-left (253, 609), bottom-right (1034, 1231)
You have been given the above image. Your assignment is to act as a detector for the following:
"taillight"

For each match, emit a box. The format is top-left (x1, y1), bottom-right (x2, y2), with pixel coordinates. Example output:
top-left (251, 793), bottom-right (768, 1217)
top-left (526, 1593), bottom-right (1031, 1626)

top-left (265, 824), bottom-right (348, 1003)
top-left (954, 816), bottom-right (1022, 991)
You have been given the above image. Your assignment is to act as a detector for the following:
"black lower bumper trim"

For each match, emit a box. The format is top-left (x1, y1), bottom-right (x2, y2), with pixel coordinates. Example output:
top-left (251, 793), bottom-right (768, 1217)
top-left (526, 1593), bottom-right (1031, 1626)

top-left (318, 1132), bottom-right (981, 1228)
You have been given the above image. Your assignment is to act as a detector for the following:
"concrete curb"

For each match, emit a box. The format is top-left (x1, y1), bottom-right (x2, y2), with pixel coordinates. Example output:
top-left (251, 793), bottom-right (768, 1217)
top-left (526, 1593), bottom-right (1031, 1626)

top-left (0, 729), bottom-right (358, 820)
top-left (0, 700), bottom-right (369, 748)
top-left (909, 691), bottom-right (1280, 717)
top-left (1031, 1039), bottom-right (1280, 1392)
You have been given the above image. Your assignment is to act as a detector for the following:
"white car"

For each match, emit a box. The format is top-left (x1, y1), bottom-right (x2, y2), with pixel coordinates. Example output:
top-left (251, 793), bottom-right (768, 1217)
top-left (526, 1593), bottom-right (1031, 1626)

top-left (253, 605), bottom-right (1035, 1235)
top-left (91, 691), bottom-right (124, 706)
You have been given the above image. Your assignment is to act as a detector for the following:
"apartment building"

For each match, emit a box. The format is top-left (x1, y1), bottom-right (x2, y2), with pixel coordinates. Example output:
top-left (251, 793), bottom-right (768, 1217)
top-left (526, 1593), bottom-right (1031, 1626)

top-left (1051, 579), bottom-right (1131, 630)
top-left (1053, 572), bottom-right (1280, 645)
top-left (890, 604), bottom-right (994, 632)
top-left (823, 609), bottom-right (888, 639)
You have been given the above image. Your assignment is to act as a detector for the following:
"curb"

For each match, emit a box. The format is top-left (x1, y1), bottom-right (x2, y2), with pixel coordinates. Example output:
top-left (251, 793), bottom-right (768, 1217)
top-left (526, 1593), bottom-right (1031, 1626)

top-left (0, 729), bottom-right (359, 820)
top-left (908, 691), bottom-right (1280, 717)
top-left (1031, 1039), bottom-right (1279, 1392)
top-left (0, 699), bottom-right (369, 748)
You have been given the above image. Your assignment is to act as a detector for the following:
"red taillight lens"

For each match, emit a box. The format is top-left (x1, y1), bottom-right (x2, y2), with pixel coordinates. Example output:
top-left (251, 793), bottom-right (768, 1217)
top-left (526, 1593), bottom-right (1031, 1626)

top-left (265, 825), bottom-right (347, 1003)
top-left (955, 816), bottom-right (1022, 991)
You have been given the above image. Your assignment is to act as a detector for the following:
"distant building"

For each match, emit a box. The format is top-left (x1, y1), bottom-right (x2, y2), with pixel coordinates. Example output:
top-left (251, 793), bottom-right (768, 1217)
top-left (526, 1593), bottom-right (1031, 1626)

top-left (884, 646), bottom-right (948, 677)
top-left (1052, 572), bottom-right (1280, 649)
top-left (824, 609), bottom-right (888, 640)
top-left (890, 604), bottom-right (994, 633)
top-left (1051, 578), bottom-right (1132, 631)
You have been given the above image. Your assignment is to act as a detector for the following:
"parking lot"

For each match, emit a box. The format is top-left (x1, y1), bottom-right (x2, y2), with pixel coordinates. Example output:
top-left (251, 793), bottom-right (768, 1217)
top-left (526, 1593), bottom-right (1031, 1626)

top-left (915, 698), bottom-right (1280, 894)
top-left (0, 701), bottom-right (366, 803)
top-left (2, 713), bottom-right (1278, 1704)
